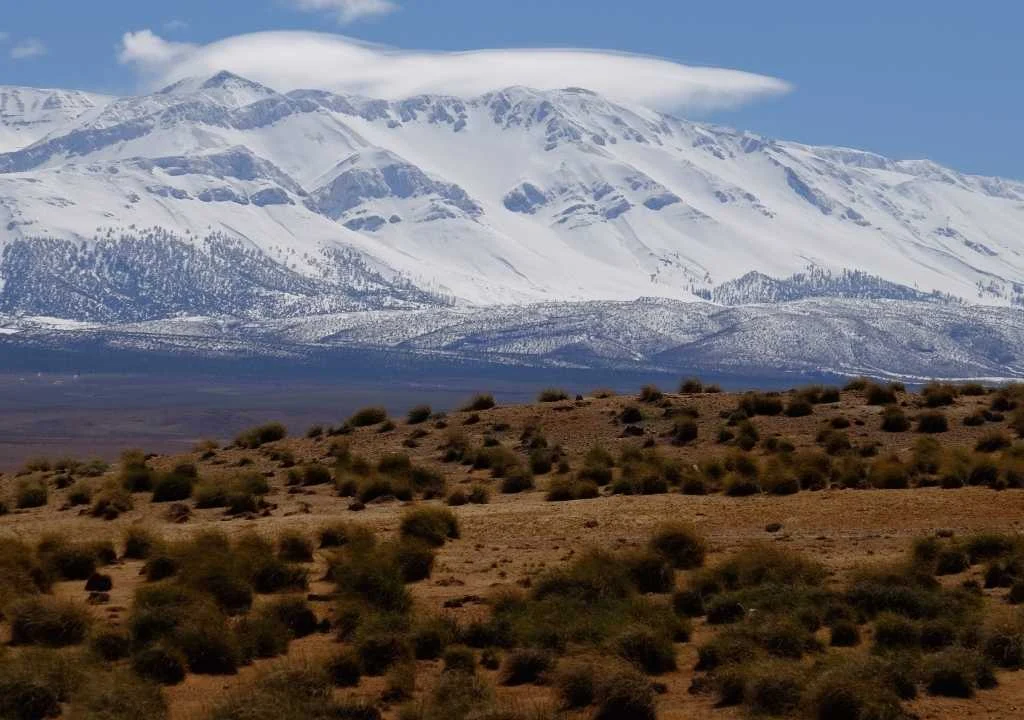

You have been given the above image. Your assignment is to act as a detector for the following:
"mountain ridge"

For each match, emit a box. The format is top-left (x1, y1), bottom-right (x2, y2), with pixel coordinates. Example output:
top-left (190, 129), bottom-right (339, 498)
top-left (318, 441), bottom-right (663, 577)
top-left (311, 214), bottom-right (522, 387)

top-left (1, 72), bottom-right (1023, 377)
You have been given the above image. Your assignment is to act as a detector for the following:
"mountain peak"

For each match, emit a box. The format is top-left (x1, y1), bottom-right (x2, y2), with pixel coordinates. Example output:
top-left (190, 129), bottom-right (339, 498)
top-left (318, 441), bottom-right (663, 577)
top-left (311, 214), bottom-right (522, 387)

top-left (157, 71), bottom-right (278, 103)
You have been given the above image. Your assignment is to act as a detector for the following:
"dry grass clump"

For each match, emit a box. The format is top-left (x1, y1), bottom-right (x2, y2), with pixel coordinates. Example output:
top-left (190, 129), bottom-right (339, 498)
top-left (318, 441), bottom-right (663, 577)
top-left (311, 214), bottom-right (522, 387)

top-left (235, 422), bottom-right (288, 449)
top-left (461, 393), bottom-right (496, 412)
top-left (7, 596), bottom-right (91, 646)
top-left (538, 388), bottom-right (570, 402)
top-left (648, 522), bottom-right (706, 569)
top-left (209, 666), bottom-right (380, 720)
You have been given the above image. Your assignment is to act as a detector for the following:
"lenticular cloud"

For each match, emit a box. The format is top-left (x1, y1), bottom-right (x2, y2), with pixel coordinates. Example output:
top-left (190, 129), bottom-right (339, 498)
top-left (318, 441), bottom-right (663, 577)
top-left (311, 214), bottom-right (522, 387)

top-left (119, 30), bottom-right (791, 113)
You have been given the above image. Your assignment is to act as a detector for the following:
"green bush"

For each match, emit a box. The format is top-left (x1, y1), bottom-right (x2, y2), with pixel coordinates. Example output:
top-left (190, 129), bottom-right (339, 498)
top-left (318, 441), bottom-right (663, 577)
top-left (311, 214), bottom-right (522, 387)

top-left (461, 394), bottom-right (496, 412)
top-left (592, 667), bottom-right (657, 720)
top-left (349, 406), bottom-right (389, 427)
top-left (649, 523), bottom-right (705, 569)
top-left (917, 411), bottom-right (949, 434)
top-left (16, 478), bottom-right (48, 509)
top-left (235, 422), bottom-right (287, 448)
top-left (785, 398), bottom-right (814, 417)
top-left (616, 627), bottom-right (677, 674)
top-left (670, 419), bottom-right (699, 445)
top-left (638, 385), bottom-right (664, 403)
top-left (680, 377), bottom-right (704, 394)
top-left (357, 631), bottom-right (413, 676)
top-left (500, 469), bottom-right (535, 494)
top-left (8, 597), bottom-right (90, 647)
top-left (538, 388), bottom-right (569, 402)
top-left (830, 621), bottom-right (861, 647)
top-left (407, 404), bottom-right (432, 424)
top-left (132, 645), bottom-right (187, 685)
top-left (278, 531), bottom-right (314, 562)
top-left (400, 506), bottom-right (460, 547)
top-left (924, 648), bottom-right (992, 697)
top-left (501, 648), bottom-right (554, 685)
top-left (152, 473), bottom-right (195, 502)
top-left (443, 645), bottom-right (477, 674)
top-left (327, 648), bottom-right (363, 687)
top-left (880, 405), bottom-right (911, 432)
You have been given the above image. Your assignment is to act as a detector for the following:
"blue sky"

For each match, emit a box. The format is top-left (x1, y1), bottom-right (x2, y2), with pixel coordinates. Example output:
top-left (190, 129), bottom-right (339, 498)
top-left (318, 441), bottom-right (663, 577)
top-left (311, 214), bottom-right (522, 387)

top-left (0, 0), bottom-right (1019, 178)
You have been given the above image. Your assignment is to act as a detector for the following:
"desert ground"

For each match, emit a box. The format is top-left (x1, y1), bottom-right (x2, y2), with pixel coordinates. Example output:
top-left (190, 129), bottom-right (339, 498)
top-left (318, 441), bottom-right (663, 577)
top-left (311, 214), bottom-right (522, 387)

top-left (1, 379), bottom-right (1023, 720)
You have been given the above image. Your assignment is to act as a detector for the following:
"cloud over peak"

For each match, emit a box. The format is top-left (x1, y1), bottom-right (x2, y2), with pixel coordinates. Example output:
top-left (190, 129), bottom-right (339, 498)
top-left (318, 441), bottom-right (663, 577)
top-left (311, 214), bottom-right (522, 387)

top-left (291, 0), bottom-right (398, 24)
top-left (118, 30), bottom-right (791, 114)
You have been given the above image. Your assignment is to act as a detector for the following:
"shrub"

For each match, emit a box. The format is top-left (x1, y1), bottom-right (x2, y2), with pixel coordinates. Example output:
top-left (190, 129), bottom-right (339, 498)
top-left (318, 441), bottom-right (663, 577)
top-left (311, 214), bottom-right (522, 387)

top-left (785, 398), bottom-right (814, 417)
top-left (132, 645), bottom-right (187, 685)
top-left (555, 661), bottom-right (597, 708)
top-left (738, 392), bottom-right (784, 416)
top-left (349, 406), bottom-right (388, 427)
top-left (865, 383), bottom-right (898, 405)
top-left (66, 480), bottom-right (92, 507)
top-left (935, 548), bottom-right (970, 575)
top-left (407, 405), bottom-right (432, 424)
top-left (462, 394), bottom-right (496, 412)
top-left (924, 649), bottom-right (990, 697)
top-left (500, 469), bottom-right (535, 494)
top-left (443, 645), bottom-right (477, 674)
top-left (873, 613), bottom-right (920, 651)
top-left (91, 628), bottom-right (132, 661)
top-left (619, 406), bottom-right (644, 424)
top-left (616, 628), bottom-right (677, 675)
top-left (830, 621), bottom-right (861, 647)
top-left (625, 551), bottom-right (675, 594)
top-left (327, 649), bottom-right (363, 687)
top-left (670, 419), bottom-right (698, 445)
top-left (8, 597), bottom-right (90, 647)
top-left (501, 648), bottom-right (554, 685)
top-left (236, 614), bottom-right (290, 661)
top-left (880, 406), bottom-right (911, 432)
top-left (16, 478), bottom-right (48, 508)
top-left (391, 539), bottom-right (436, 583)
top-left (468, 485), bottom-right (490, 504)
top-left (319, 523), bottom-right (373, 550)
top-left (593, 667), bottom-right (657, 720)
top-left (983, 621), bottom-right (1024, 669)
top-left (400, 507), bottom-right (460, 547)
top-left (723, 474), bottom-right (760, 497)
top-left (672, 590), bottom-right (706, 618)
top-left (977, 431), bottom-right (1012, 453)
top-left (638, 385), bottom-right (664, 403)
top-left (235, 422), bottom-right (287, 449)
top-left (706, 597), bottom-right (747, 625)
top-left (278, 532), bottom-right (315, 562)
top-left (680, 377), bottom-right (704, 394)
top-left (152, 473), bottom-right (195, 502)
top-left (868, 456), bottom-right (911, 489)
top-left (538, 388), bottom-right (569, 402)
top-left (922, 382), bottom-right (958, 408)
top-left (649, 523), bottom-right (705, 569)
top-left (917, 411), bottom-right (949, 434)
top-left (357, 631), bottom-right (413, 676)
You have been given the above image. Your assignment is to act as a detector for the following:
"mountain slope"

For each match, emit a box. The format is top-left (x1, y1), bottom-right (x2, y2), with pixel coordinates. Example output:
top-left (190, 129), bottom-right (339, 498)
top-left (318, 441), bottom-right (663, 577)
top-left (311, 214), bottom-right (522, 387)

top-left (0, 73), bottom-right (1022, 325)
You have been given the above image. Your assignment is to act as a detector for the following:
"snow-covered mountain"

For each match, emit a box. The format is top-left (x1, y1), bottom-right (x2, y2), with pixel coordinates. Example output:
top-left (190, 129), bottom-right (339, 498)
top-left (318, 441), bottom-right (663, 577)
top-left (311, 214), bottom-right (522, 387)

top-left (1, 71), bottom-right (1022, 378)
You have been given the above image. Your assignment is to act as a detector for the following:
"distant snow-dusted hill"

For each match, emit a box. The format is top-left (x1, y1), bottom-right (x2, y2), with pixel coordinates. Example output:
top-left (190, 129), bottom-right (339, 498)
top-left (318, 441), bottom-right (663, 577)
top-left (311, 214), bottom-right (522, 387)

top-left (1, 71), bottom-right (1023, 378)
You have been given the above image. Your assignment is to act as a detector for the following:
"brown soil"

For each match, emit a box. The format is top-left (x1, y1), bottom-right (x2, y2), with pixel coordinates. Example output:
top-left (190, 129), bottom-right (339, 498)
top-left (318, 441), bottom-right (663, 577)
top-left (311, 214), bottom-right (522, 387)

top-left (2, 384), bottom-right (1023, 719)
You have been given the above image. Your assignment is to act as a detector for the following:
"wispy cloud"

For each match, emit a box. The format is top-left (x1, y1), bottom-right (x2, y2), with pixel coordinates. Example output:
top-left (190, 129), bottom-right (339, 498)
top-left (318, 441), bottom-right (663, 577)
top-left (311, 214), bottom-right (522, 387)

top-left (10, 38), bottom-right (47, 60)
top-left (0, 31), bottom-right (9, 43)
top-left (163, 19), bottom-right (190, 32)
top-left (290, 0), bottom-right (398, 25)
top-left (118, 30), bottom-right (791, 113)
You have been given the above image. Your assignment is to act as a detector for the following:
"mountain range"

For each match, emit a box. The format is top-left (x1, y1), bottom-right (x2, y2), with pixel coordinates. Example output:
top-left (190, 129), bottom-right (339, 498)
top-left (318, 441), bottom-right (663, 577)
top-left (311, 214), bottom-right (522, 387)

top-left (1, 72), bottom-right (1023, 379)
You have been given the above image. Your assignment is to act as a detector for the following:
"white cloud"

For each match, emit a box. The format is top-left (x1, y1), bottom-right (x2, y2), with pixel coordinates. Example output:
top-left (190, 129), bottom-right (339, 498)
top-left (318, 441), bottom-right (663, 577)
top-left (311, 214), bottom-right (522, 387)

top-left (291, 0), bottom-right (398, 24)
top-left (118, 30), bottom-right (791, 113)
top-left (119, 30), bottom-right (197, 79)
top-left (10, 38), bottom-right (47, 60)
top-left (0, 32), bottom-right (10, 43)
top-left (163, 19), bottom-right (190, 32)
